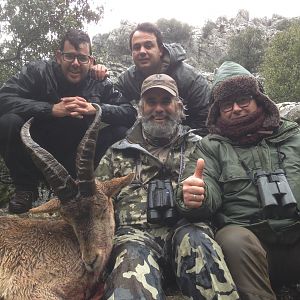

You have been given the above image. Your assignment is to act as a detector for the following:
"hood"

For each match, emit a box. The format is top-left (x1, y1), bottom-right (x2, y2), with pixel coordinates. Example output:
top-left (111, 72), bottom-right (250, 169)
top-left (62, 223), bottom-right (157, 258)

top-left (162, 43), bottom-right (186, 67)
top-left (207, 61), bottom-right (280, 132)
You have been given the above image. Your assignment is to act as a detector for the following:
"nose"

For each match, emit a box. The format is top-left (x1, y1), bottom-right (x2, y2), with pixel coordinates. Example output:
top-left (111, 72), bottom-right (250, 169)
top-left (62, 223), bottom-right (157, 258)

top-left (84, 254), bottom-right (99, 272)
top-left (232, 102), bottom-right (242, 111)
top-left (71, 57), bottom-right (80, 66)
top-left (139, 45), bottom-right (147, 54)
top-left (154, 103), bottom-right (165, 113)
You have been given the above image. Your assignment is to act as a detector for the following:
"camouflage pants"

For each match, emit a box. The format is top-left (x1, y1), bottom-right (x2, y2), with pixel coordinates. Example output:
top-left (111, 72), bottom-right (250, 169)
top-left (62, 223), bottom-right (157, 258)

top-left (102, 222), bottom-right (239, 300)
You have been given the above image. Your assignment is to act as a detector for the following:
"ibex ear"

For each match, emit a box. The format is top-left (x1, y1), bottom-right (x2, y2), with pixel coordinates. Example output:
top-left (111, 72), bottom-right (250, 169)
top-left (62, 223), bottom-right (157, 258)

top-left (29, 198), bottom-right (61, 214)
top-left (100, 173), bottom-right (134, 198)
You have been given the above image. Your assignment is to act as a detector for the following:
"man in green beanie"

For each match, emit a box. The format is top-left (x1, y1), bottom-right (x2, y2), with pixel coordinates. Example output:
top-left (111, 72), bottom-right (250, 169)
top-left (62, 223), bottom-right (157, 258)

top-left (177, 61), bottom-right (300, 299)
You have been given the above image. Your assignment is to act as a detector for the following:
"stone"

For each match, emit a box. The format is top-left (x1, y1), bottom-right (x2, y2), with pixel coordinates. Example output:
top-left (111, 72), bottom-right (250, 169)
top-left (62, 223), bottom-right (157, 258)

top-left (277, 102), bottom-right (300, 124)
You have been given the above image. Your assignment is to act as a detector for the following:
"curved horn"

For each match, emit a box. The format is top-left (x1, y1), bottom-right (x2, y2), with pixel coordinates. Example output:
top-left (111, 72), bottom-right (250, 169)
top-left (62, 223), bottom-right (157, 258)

top-left (76, 103), bottom-right (102, 196)
top-left (21, 118), bottom-right (78, 201)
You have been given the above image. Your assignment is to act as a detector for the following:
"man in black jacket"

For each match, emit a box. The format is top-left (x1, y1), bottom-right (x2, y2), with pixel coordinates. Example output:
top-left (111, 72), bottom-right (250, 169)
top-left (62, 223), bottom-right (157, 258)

top-left (93, 22), bottom-right (211, 135)
top-left (0, 29), bottom-right (136, 214)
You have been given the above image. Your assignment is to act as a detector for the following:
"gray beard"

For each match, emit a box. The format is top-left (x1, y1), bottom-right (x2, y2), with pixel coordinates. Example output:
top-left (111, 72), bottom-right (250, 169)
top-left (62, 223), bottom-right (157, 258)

top-left (141, 117), bottom-right (178, 139)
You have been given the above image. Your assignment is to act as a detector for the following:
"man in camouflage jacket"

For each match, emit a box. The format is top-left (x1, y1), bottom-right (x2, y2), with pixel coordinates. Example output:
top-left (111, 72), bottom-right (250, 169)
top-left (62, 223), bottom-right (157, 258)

top-left (96, 74), bottom-right (239, 300)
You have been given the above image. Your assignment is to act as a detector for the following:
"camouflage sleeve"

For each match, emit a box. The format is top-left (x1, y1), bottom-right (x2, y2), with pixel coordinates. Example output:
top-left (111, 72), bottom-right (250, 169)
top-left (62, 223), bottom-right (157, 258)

top-left (95, 148), bottom-right (115, 181)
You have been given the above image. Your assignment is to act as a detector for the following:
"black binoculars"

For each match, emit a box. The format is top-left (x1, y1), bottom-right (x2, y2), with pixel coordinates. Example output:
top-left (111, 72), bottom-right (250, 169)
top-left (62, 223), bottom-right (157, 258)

top-left (147, 179), bottom-right (178, 225)
top-left (255, 169), bottom-right (297, 218)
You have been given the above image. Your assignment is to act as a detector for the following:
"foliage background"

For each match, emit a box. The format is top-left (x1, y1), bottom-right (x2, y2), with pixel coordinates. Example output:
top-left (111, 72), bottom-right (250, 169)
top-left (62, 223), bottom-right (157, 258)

top-left (0, 0), bottom-right (103, 85)
top-left (261, 21), bottom-right (300, 102)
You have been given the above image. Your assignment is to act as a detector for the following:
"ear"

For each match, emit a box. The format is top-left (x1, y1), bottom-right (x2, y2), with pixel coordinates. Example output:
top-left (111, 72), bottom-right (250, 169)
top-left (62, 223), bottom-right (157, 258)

top-left (159, 46), bottom-right (164, 58)
top-left (100, 173), bottom-right (134, 198)
top-left (29, 198), bottom-right (61, 214)
top-left (55, 50), bottom-right (63, 64)
top-left (89, 56), bottom-right (95, 65)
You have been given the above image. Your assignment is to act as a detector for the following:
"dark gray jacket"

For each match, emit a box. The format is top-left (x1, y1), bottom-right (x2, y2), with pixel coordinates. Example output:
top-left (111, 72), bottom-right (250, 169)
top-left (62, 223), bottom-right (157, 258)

top-left (0, 60), bottom-right (136, 126)
top-left (115, 43), bottom-right (211, 135)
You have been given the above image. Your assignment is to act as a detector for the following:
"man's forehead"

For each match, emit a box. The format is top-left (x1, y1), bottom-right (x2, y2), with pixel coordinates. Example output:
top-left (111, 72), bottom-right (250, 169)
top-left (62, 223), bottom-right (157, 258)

top-left (132, 31), bottom-right (157, 43)
top-left (63, 41), bottom-right (90, 53)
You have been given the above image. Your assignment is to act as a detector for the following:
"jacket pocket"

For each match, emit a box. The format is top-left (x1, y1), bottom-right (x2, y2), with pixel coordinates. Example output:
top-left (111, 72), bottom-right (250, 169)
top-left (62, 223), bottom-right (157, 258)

top-left (219, 164), bottom-right (251, 195)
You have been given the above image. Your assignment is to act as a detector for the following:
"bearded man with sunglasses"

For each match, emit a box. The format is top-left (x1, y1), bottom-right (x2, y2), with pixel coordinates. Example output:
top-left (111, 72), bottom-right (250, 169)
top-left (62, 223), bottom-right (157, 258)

top-left (0, 29), bottom-right (136, 214)
top-left (177, 61), bottom-right (300, 299)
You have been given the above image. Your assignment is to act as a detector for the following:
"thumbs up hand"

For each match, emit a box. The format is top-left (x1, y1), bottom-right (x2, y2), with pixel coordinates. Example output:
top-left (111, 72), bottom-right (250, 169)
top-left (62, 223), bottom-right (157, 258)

top-left (182, 159), bottom-right (205, 208)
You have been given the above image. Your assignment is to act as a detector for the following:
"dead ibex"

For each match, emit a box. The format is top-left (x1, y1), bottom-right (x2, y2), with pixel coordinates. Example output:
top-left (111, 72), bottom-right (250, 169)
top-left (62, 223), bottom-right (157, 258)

top-left (0, 104), bottom-right (133, 300)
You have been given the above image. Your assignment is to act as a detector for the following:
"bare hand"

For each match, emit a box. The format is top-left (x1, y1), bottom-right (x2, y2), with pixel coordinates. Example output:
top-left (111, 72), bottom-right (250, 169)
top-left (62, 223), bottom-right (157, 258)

top-left (52, 97), bottom-right (96, 118)
top-left (182, 159), bottom-right (205, 208)
top-left (91, 64), bottom-right (109, 81)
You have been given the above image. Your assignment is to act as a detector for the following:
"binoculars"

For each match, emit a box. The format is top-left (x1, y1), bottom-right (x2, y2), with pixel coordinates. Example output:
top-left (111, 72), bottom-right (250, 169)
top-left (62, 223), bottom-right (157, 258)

top-left (255, 169), bottom-right (297, 218)
top-left (147, 179), bottom-right (178, 225)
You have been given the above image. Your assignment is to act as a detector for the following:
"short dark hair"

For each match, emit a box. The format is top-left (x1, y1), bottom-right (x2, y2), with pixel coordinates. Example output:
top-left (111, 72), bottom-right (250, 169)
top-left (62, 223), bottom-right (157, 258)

top-left (59, 29), bottom-right (92, 54)
top-left (129, 22), bottom-right (163, 51)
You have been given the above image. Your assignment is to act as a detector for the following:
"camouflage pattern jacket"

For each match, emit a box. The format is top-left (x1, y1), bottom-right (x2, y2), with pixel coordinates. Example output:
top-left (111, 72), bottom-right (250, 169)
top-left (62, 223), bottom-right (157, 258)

top-left (96, 121), bottom-right (201, 227)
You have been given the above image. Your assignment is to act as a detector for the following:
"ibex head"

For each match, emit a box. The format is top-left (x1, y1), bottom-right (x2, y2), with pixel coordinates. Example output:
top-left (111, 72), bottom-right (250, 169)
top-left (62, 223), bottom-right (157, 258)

top-left (20, 104), bottom-right (133, 274)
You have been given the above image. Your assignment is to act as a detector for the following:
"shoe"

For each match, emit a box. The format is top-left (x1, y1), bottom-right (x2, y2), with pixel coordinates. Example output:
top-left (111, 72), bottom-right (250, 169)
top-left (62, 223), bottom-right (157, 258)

top-left (8, 190), bottom-right (38, 214)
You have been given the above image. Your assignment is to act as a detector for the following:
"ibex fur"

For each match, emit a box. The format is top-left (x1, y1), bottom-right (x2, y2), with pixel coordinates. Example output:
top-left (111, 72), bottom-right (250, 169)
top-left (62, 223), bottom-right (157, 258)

top-left (0, 104), bottom-right (133, 300)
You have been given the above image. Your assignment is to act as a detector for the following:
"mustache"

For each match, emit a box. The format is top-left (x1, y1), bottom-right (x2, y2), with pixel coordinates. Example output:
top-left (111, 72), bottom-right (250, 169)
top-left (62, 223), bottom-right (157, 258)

top-left (143, 112), bottom-right (177, 122)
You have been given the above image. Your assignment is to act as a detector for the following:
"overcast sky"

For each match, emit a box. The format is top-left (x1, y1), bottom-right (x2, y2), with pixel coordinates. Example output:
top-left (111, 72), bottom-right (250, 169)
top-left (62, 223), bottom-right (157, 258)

top-left (88, 0), bottom-right (300, 36)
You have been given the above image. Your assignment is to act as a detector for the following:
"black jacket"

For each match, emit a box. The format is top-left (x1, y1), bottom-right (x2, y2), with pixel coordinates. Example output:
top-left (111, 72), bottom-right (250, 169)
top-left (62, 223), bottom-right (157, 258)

top-left (115, 43), bottom-right (211, 135)
top-left (0, 60), bottom-right (136, 126)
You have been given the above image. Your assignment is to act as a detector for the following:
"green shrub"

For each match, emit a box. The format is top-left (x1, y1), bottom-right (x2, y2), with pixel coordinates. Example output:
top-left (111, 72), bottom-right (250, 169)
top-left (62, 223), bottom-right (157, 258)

top-left (261, 21), bottom-right (300, 103)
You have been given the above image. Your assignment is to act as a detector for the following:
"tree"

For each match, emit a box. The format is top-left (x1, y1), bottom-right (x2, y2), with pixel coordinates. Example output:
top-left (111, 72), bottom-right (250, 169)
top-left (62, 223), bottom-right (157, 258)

top-left (0, 0), bottom-right (104, 85)
top-left (224, 27), bottom-right (266, 73)
top-left (261, 21), bottom-right (300, 103)
top-left (93, 20), bottom-right (134, 67)
top-left (201, 20), bottom-right (217, 39)
top-left (156, 18), bottom-right (193, 46)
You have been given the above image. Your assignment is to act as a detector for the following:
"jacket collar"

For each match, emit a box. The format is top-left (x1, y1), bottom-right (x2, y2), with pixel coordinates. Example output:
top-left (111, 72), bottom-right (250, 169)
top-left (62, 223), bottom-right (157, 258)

top-left (207, 119), bottom-right (299, 145)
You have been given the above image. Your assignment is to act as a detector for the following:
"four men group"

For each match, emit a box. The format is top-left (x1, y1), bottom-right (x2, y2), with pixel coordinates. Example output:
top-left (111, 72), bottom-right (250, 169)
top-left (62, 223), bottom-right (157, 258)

top-left (0, 23), bottom-right (299, 300)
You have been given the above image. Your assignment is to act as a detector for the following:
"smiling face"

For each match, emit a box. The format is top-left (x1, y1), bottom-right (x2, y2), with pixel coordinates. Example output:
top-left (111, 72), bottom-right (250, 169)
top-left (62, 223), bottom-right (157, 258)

top-left (131, 31), bottom-right (163, 76)
top-left (219, 97), bottom-right (258, 122)
top-left (140, 88), bottom-right (181, 138)
top-left (56, 40), bottom-right (93, 84)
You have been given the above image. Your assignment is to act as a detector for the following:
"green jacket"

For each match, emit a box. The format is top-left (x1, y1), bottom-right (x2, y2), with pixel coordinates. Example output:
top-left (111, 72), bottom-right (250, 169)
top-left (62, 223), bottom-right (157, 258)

top-left (177, 119), bottom-right (300, 244)
top-left (96, 121), bottom-right (201, 227)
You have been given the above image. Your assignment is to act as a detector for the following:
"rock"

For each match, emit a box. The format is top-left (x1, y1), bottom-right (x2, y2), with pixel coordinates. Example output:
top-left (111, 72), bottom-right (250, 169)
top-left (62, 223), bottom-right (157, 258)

top-left (277, 102), bottom-right (300, 124)
top-left (233, 9), bottom-right (250, 25)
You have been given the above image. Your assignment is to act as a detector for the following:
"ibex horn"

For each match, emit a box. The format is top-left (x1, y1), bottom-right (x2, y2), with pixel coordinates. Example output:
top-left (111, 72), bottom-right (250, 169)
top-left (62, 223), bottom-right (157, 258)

top-left (76, 103), bottom-right (102, 197)
top-left (21, 118), bottom-right (78, 201)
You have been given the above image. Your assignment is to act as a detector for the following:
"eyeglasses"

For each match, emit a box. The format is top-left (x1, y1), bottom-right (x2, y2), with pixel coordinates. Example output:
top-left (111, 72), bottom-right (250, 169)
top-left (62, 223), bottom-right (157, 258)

top-left (219, 96), bottom-right (253, 112)
top-left (61, 52), bottom-right (91, 64)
